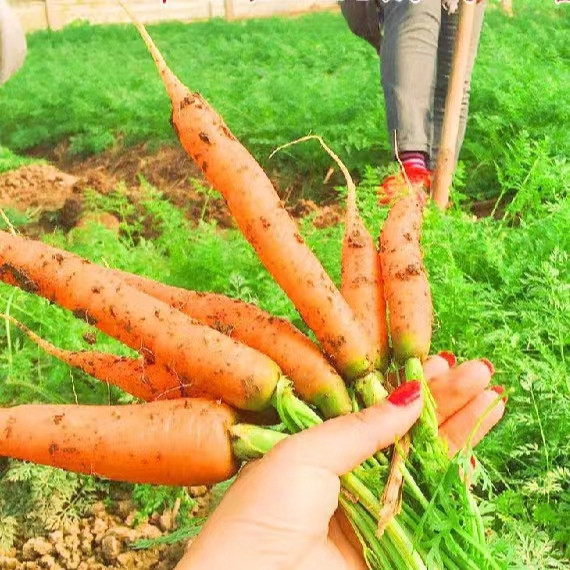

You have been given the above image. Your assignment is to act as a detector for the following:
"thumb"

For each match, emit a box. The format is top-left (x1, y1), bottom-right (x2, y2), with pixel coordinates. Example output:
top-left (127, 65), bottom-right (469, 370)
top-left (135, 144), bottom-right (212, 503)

top-left (273, 382), bottom-right (423, 476)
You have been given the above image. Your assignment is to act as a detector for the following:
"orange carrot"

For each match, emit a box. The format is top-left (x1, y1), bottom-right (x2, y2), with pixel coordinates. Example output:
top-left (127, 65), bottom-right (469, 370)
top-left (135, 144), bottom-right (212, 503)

top-left (108, 269), bottom-right (352, 417)
top-left (0, 399), bottom-right (238, 486)
top-left (342, 227), bottom-right (389, 371)
top-left (130, 21), bottom-right (378, 380)
top-left (379, 196), bottom-right (432, 363)
top-left (1, 314), bottom-right (177, 401)
top-left (329, 139), bottom-right (389, 371)
top-left (0, 231), bottom-right (280, 411)
top-left (271, 135), bottom-right (390, 372)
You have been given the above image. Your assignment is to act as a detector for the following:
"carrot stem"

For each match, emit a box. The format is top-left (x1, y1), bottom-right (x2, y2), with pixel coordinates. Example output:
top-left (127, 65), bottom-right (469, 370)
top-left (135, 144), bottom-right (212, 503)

top-left (339, 496), bottom-right (395, 570)
top-left (273, 377), bottom-right (322, 433)
top-left (230, 424), bottom-right (288, 460)
top-left (405, 357), bottom-right (438, 435)
top-left (355, 371), bottom-right (388, 409)
top-left (354, 372), bottom-right (390, 469)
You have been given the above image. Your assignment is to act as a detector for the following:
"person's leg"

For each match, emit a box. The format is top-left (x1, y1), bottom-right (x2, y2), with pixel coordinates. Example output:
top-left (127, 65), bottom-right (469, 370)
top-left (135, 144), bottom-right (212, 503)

top-left (430, 2), bottom-right (486, 168)
top-left (380, 0), bottom-right (442, 167)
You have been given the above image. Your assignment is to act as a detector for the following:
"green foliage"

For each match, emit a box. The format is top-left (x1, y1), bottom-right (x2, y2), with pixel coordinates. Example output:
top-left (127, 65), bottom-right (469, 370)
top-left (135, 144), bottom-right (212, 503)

top-left (0, 208), bottom-right (36, 231)
top-left (493, 134), bottom-right (569, 219)
top-left (131, 484), bottom-right (195, 524)
top-left (0, 145), bottom-right (41, 174)
top-left (465, 0), bottom-right (570, 200)
top-left (0, 462), bottom-right (106, 550)
top-left (131, 519), bottom-right (206, 549)
top-left (0, 0), bottom-right (566, 200)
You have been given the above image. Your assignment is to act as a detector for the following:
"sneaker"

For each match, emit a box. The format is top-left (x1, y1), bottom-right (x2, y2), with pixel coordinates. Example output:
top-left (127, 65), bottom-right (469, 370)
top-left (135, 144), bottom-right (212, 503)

top-left (378, 165), bottom-right (432, 205)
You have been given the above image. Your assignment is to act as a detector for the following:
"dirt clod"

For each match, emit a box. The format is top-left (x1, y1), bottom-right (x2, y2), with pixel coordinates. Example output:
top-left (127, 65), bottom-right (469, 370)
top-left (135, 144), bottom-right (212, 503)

top-left (158, 509), bottom-right (175, 533)
top-left (7, 492), bottom-right (189, 568)
top-left (101, 535), bottom-right (121, 563)
top-left (0, 164), bottom-right (78, 213)
top-left (22, 537), bottom-right (54, 560)
top-left (76, 213), bottom-right (120, 234)
top-left (313, 204), bottom-right (343, 229)
top-left (0, 556), bottom-right (19, 569)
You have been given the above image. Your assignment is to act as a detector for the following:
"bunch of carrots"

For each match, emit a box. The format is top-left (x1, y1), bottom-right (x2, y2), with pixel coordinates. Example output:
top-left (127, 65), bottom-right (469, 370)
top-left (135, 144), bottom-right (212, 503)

top-left (0, 19), bottom-right (502, 570)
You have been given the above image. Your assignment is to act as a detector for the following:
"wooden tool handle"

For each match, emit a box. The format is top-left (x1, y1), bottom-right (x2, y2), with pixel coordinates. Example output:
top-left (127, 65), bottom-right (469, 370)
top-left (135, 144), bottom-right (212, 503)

top-left (431, 0), bottom-right (477, 209)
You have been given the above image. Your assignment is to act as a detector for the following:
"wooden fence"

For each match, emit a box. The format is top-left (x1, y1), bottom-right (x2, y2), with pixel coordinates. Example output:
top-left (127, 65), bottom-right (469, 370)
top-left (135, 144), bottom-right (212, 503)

top-left (11, 0), bottom-right (339, 32)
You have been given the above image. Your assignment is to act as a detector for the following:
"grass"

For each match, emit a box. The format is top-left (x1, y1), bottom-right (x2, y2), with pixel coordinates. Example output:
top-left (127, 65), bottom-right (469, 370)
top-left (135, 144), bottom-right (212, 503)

top-left (0, 0), bottom-right (568, 200)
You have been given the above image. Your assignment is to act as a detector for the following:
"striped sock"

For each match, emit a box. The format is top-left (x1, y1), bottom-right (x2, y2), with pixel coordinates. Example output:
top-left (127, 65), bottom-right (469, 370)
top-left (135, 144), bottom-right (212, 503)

top-left (399, 151), bottom-right (428, 171)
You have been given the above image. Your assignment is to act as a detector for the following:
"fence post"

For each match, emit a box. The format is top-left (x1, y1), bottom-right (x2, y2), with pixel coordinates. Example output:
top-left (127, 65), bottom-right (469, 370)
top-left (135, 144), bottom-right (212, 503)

top-left (44, 0), bottom-right (62, 30)
top-left (225, 0), bottom-right (235, 20)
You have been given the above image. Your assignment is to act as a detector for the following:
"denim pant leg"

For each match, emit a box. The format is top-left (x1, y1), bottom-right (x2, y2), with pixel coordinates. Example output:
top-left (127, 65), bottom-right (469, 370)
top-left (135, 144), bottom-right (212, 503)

top-left (430, 2), bottom-right (486, 168)
top-left (380, 0), bottom-right (442, 157)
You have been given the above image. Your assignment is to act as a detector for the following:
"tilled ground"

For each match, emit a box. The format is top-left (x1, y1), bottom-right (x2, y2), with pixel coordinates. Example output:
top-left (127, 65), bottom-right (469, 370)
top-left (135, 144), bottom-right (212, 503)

top-left (0, 144), bottom-right (343, 238)
top-left (0, 486), bottom-right (212, 570)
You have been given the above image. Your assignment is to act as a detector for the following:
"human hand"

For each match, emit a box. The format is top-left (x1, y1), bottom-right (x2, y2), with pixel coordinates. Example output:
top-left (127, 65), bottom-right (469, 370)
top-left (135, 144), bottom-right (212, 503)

top-left (176, 354), bottom-right (505, 570)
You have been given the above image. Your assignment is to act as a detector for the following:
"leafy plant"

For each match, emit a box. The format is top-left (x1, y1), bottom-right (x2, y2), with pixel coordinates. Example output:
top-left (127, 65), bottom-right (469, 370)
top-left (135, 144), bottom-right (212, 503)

top-left (131, 484), bottom-right (195, 524)
top-left (0, 461), bottom-right (106, 549)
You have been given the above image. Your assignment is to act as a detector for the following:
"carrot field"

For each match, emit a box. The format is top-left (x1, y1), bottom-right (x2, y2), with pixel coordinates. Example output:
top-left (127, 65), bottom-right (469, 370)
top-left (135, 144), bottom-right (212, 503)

top-left (0, 0), bottom-right (568, 568)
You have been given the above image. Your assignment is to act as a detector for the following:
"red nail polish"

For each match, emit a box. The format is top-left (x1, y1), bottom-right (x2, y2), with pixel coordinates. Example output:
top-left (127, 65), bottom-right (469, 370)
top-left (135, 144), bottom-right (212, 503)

top-left (479, 358), bottom-right (495, 375)
top-left (491, 385), bottom-right (508, 403)
top-left (438, 351), bottom-right (456, 368)
top-left (388, 381), bottom-right (421, 407)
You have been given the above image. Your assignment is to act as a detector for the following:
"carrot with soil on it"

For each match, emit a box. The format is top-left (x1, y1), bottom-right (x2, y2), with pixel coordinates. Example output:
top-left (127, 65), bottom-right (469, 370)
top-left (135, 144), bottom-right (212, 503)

top-left (109, 268), bottom-right (352, 417)
top-left (0, 398), bottom-right (240, 486)
top-left (379, 196), bottom-right (432, 365)
top-left (271, 135), bottom-right (390, 373)
top-left (1, 313), bottom-right (178, 402)
top-left (341, 170), bottom-right (391, 372)
top-left (126, 16), bottom-right (379, 381)
top-left (373, 198), bottom-right (493, 558)
top-left (0, 231), bottom-right (280, 411)
top-left (378, 194), bottom-right (437, 428)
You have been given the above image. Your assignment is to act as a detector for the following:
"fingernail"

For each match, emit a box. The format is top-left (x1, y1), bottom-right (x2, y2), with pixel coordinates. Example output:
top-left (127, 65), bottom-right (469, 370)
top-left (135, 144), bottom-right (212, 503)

top-left (491, 385), bottom-right (508, 403)
top-left (438, 351), bottom-right (456, 367)
top-left (388, 381), bottom-right (421, 407)
top-left (479, 358), bottom-right (495, 375)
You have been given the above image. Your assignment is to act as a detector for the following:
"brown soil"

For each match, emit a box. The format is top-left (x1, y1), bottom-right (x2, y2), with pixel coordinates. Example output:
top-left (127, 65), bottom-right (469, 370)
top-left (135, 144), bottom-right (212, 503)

top-left (0, 486), bottom-right (212, 570)
top-left (0, 165), bottom-right (79, 214)
top-left (469, 196), bottom-right (511, 219)
top-left (0, 144), bottom-right (344, 237)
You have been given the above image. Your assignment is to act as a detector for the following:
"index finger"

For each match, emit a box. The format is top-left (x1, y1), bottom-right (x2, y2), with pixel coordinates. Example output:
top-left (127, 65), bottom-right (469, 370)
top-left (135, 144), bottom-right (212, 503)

top-left (271, 383), bottom-right (423, 476)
